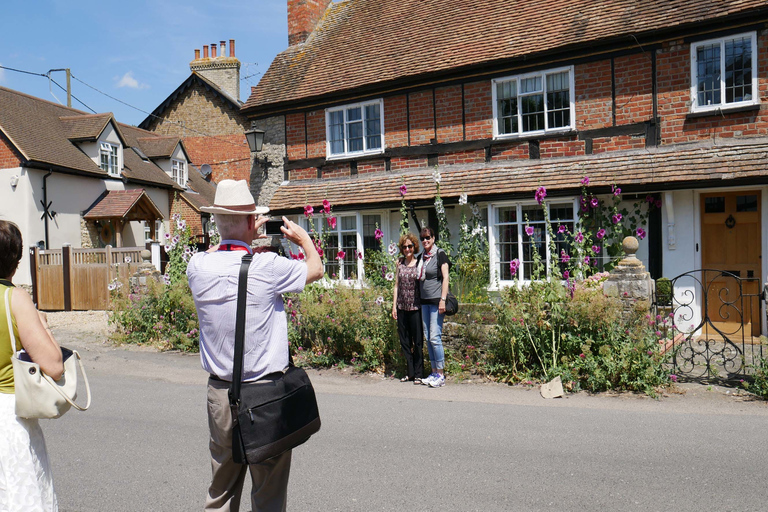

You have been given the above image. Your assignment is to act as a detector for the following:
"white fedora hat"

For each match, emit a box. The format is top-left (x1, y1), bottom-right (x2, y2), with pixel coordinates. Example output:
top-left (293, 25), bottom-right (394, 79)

top-left (201, 180), bottom-right (269, 215)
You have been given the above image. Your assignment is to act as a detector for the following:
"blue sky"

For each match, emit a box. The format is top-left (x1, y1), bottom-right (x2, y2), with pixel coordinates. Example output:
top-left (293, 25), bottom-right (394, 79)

top-left (1, 0), bottom-right (289, 127)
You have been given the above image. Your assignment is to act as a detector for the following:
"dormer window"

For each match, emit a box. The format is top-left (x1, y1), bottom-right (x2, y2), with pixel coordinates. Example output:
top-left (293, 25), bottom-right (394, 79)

top-left (171, 159), bottom-right (187, 187)
top-left (326, 99), bottom-right (384, 159)
top-left (100, 142), bottom-right (120, 176)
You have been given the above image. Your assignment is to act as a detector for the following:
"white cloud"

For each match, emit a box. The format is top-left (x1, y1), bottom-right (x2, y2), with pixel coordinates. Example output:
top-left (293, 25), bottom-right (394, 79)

top-left (115, 71), bottom-right (149, 90)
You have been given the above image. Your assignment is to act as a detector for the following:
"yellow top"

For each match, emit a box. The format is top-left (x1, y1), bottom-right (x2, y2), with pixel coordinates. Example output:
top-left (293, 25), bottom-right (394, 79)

top-left (0, 282), bottom-right (21, 394)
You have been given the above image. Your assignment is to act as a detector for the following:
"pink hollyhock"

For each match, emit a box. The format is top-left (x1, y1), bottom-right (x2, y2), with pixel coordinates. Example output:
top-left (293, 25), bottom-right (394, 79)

top-left (560, 250), bottom-right (570, 263)
top-left (322, 199), bottom-right (331, 214)
top-left (509, 258), bottom-right (520, 276)
top-left (558, 225), bottom-right (566, 234)
top-left (374, 228), bottom-right (383, 241)
top-left (525, 225), bottom-right (534, 236)
top-left (400, 184), bottom-right (407, 196)
top-left (612, 213), bottom-right (623, 224)
top-left (563, 270), bottom-right (570, 279)
top-left (534, 186), bottom-right (547, 205)
top-left (636, 228), bottom-right (646, 240)
top-left (612, 185), bottom-right (621, 196)
top-left (327, 216), bottom-right (337, 229)
top-left (304, 205), bottom-right (314, 218)
top-left (655, 199), bottom-right (662, 208)
top-left (590, 197), bottom-right (599, 208)
top-left (592, 245), bottom-right (600, 253)
top-left (336, 250), bottom-right (345, 260)
top-left (581, 176), bottom-right (589, 186)
top-left (575, 231), bottom-right (584, 243)
top-left (595, 229), bottom-right (606, 240)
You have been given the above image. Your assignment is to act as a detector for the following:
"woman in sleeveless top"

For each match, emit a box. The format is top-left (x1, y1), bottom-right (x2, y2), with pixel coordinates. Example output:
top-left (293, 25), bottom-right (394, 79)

top-left (391, 232), bottom-right (424, 384)
top-left (0, 220), bottom-right (64, 511)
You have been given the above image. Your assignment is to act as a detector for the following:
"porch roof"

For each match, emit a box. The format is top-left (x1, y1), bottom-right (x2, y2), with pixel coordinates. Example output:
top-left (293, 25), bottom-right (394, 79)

top-left (83, 189), bottom-right (164, 221)
top-left (268, 137), bottom-right (768, 214)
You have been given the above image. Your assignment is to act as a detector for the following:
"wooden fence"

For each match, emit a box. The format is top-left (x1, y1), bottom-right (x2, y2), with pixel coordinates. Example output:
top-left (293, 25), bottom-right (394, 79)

top-left (31, 245), bottom-right (144, 311)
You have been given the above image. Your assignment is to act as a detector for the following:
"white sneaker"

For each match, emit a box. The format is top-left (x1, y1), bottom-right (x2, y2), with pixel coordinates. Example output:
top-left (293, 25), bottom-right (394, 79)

top-left (429, 374), bottom-right (446, 388)
top-left (421, 373), bottom-right (437, 386)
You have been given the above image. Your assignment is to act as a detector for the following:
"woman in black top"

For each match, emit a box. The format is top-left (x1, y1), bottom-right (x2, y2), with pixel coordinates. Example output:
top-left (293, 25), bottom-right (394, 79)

top-left (391, 232), bottom-right (424, 384)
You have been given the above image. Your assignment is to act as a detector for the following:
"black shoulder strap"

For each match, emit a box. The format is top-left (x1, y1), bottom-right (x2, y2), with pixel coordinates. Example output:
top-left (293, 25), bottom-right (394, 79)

top-left (0, 280), bottom-right (14, 288)
top-left (229, 253), bottom-right (253, 408)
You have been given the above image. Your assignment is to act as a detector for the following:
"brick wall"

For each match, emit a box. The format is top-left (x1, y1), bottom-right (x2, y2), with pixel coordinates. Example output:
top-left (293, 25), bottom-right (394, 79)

top-left (384, 95), bottom-right (408, 147)
top-left (435, 85), bottom-right (463, 143)
top-left (408, 89), bottom-right (435, 145)
top-left (575, 60), bottom-right (612, 131)
top-left (306, 110), bottom-right (325, 158)
top-left (171, 194), bottom-right (204, 237)
top-left (0, 131), bottom-right (22, 169)
top-left (286, 113), bottom-right (306, 160)
top-left (614, 54), bottom-right (654, 124)
top-left (183, 134), bottom-right (251, 183)
top-left (464, 81), bottom-right (493, 140)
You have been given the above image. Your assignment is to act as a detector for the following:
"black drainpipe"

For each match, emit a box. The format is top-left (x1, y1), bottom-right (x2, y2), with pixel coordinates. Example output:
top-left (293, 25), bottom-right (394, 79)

top-left (42, 170), bottom-right (53, 249)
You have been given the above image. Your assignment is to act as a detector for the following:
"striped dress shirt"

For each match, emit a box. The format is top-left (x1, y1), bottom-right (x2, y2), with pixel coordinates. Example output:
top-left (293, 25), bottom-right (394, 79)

top-left (186, 240), bottom-right (308, 382)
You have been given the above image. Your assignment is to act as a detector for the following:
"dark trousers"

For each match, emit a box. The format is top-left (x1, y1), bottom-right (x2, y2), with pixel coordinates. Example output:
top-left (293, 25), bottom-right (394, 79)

top-left (397, 309), bottom-right (424, 380)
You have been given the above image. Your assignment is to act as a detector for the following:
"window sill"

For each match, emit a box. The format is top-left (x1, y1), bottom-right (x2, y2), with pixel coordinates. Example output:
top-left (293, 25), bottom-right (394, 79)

top-left (686, 104), bottom-right (760, 120)
top-left (326, 150), bottom-right (385, 162)
top-left (493, 129), bottom-right (577, 143)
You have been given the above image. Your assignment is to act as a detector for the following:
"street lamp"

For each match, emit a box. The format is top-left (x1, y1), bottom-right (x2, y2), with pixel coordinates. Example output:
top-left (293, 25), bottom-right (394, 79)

top-left (244, 128), bottom-right (265, 153)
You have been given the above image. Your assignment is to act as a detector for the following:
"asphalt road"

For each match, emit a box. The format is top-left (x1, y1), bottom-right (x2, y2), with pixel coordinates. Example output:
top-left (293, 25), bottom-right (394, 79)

top-left (42, 317), bottom-right (768, 511)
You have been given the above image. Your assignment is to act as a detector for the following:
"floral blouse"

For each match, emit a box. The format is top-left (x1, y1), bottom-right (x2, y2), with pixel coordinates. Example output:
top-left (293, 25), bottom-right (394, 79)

top-left (396, 260), bottom-right (420, 311)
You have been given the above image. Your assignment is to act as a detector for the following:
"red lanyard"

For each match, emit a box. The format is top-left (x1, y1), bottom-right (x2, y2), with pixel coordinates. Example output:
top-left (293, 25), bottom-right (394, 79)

top-left (219, 244), bottom-right (252, 254)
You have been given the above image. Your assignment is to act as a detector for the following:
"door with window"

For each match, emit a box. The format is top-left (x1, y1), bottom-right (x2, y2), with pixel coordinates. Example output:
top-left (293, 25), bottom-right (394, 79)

top-left (700, 191), bottom-right (761, 336)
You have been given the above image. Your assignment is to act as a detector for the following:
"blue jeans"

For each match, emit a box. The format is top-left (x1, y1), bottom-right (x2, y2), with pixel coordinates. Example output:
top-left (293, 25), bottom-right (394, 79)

top-left (421, 304), bottom-right (445, 371)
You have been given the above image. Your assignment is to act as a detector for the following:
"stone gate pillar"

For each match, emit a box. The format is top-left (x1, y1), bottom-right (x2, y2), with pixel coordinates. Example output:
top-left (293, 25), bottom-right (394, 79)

top-left (602, 236), bottom-right (654, 310)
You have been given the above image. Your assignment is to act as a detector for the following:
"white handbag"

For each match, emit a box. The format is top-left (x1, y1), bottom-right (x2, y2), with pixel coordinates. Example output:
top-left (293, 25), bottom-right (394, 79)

top-left (4, 288), bottom-right (91, 419)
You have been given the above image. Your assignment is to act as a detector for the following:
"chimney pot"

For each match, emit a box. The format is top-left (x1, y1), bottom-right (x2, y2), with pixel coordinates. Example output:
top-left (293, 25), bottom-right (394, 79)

top-left (229, 39), bottom-right (235, 58)
top-left (211, 43), bottom-right (217, 58)
top-left (194, 49), bottom-right (200, 60)
top-left (220, 41), bottom-right (226, 57)
top-left (203, 45), bottom-right (209, 59)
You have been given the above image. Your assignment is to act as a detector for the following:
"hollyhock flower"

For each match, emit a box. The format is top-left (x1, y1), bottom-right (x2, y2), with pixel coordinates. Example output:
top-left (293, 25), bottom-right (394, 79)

top-left (400, 184), bottom-right (407, 196)
top-left (590, 197), bottom-right (599, 209)
top-left (558, 225), bottom-right (566, 234)
top-left (655, 199), bottom-right (663, 208)
top-left (124, 256), bottom-right (132, 263)
top-left (534, 186), bottom-right (547, 205)
top-left (375, 296), bottom-right (384, 306)
top-left (322, 199), bottom-right (331, 214)
top-left (612, 213), bottom-right (623, 224)
top-left (595, 229), bottom-right (606, 240)
top-left (575, 232), bottom-right (584, 243)
top-left (636, 228), bottom-right (647, 240)
top-left (579, 353), bottom-right (586, 359)
top-left (471, 203), bottom-right (480, 216)
top-left (356, 250), bottom-right (364, 259)
top-left (525, 225), bottom-right (534, 236)
top-left (164, 233), bottom-right (171, 240)
top-left (581, 176), bottom-right (589, 186)
top-left (560, 250), bottom-right (570, 263)
top-left (612, 185), bottom-right (621, 196)
top-left (646, 194), bottom-right (655, 203)
top-left (388, 242), bottom-right (398, 256)
top-left (304, 205), bottom-right (314, 218)
top-left (374, 228), bottom-right (383, 241)
top-left (563, 270), bottom-right (570, 279)
top-left (385, 272), bottom-right (394, 281)
top-left (336, 250), bottom-right (346, 260)
top-left (459, 193), bottom-right (468, 205)
top-left (509, 258), bottom-right (520, 276)
top-left (327, 216), bottom-right (337, 229)
top-left (432, 169), bottom-right (441, 184)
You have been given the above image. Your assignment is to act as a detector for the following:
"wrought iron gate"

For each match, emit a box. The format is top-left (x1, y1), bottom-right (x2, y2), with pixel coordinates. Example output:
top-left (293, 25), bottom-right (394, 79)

top-left (653, 269), bottom-right (767, 382)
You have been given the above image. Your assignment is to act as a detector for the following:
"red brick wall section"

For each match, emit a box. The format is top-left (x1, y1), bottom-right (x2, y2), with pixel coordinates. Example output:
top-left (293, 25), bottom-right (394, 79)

top-left (358, 159), bottom-right (386, 174)
top-left (435, 85), bottom-right (464, 143)
top-left (658, 33), bottom-right (768, 144)
top-left (306, 110), bottom-right (326, 158)
top-left (575, 60), bottom-right (612, 131)
top-left (539, 138), bottom-right (586, 159)
top-left (322, 161), bottom-right (349, 178)
top-left (464, 81), bottom-right (493, 140)
top-left (288, 0), bottom-right (332, 46)
top-left (0, 131), bottom-right (22, 169)
top-left (592, 135), bottom-right (646, 154)
top-left (384, 95), bottom-right (408, 148)
top-left (170, 195), bottom-right (203, 237)
top-left (439, 149), bottom-right (484, 166)
top-left (408, 90), bottom-right (435, 145)
top-left (391, 156), bottom-right (427, 171)
top-left (183, 134), bottom-right (251, 184)
top-left (289, 168), bottom-right (316, 181)
top-left (491, 141), bottom-right (528, 160)
top-left (286, 113), bottom-right (306, 160)
top-left (614, 54), bottom-right (653, 124)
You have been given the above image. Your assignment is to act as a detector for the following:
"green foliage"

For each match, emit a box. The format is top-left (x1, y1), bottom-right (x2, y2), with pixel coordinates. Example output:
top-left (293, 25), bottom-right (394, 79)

top-left (164, 212), bottom-right (198, 285)
top-left (452, 199), bottom-right (489, 303)
top-left (487, 281), bottom-right (670, 396)
top-left (287, 284), bottom-right (401, 373)
top-left (747, 357), bottom-right (768, 399)
top-left (432, 168), bottom-right (453, 256)
top-left (109, 277), bottom-right (199, 352)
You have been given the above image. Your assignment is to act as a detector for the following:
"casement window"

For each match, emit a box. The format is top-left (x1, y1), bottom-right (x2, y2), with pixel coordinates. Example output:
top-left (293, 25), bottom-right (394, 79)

top-left (492, 67), bottom-right (574, 138)
top-left (99, 142), bottom-right (120, 176)
top-left (489, 201), bottom-right (576, 283)
top-left (691, 32), bottom-right (758, 112)
top-left (171, 159), bottom-right (187, 187)
top-left (144, 220), bottom-right (163, 243)
top-left (326, 99), bottom-right (384, 158)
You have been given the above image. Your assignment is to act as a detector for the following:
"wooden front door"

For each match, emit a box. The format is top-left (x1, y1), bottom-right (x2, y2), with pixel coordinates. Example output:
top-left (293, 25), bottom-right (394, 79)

top-left (700, 191), bottom-right (762, 336)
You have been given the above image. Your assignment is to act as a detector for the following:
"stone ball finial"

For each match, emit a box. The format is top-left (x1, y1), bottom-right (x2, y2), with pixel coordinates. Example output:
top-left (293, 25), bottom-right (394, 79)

top-left (141, 249), bottom-right (151, 262)
top-left (622, 236), bottom-right (639, 256)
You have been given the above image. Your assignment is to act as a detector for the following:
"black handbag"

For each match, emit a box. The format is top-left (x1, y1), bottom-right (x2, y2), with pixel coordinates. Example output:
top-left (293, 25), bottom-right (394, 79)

top-left (229, 254), bottom-right (321, 465)
top-left (444, 292), bottom-right (459, 316)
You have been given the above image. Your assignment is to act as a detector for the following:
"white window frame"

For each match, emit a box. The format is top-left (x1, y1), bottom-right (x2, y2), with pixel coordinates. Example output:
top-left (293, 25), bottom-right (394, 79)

top-left (488, 199), bottom-right (578, 288)
top-left (171, 159), bottom-right (187, 187)
top-left (491, 66), bottom-right (575, 139)
top-left (144, 219), bottom-right (163, 243)
top-left (325, 99), bottom-right (385, 159)
top-left (100, 142), bottom-right (120, 177)
top-left (690, 31), bottom-right (758, 113)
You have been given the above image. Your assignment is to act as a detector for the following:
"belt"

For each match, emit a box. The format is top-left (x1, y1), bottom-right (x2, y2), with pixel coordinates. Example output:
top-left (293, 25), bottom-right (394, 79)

top-left (209, 374), bottom-right (230, 383)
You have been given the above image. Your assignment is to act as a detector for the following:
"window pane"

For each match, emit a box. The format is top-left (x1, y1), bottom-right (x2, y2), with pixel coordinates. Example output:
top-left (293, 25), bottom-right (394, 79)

top-left (704, 196), bottom-right (725, 213)
top-left (521, 76), bottom-right (541, 93)
top-left (697, 44), bottom-right (721, 107)
top-left (329, 111), bottom-right (344, 154)
top-left (341, 216), bottom-right (356, 231)
top-left (496, 224), bottom-right (519, 281)
top-left (348, 121), bottom-right (363, 152)
top-left (341, 233), bottom-right (358, 279)
top-left (546, 71), bottom-right (570, 129)
top-left (736, 194), bottom-right (758, 212)
top-left (522, 224), bottom-right (546, 279)
top-left (363, 215), bottom-right (381, 251)
top-left (495, 206), bottom-right (517, 224)
top-left (725, 37), bottom-right (752, 103)
top-left (325, 233), bottom-right (339, 278)
top-left (346, 107), bottom-right (361, 122)
top-left (498, 97), bottom-right (518, 135)
top-left (521, 94), bottom-right (544, 132)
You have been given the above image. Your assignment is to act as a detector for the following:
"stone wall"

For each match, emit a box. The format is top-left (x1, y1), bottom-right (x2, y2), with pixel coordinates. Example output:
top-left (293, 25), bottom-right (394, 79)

top-left (249, 115), bottom-right (286, 209)
top-left (80, 217), bottom-right (98, 248)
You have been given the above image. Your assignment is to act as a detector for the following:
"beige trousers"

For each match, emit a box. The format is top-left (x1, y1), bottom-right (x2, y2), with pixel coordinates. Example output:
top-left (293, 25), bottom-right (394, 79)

top-left (205, 378), bottom-right (292, 512)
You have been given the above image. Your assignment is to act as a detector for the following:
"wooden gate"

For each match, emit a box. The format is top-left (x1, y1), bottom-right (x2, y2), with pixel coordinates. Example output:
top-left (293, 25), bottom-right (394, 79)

top-left (31, 245), bottom-right (143, 311)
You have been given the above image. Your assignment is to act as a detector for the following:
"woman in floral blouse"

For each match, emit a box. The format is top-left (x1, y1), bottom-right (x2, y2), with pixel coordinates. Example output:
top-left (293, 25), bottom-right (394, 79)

top-left (391, 232), bottom-right (424, 384)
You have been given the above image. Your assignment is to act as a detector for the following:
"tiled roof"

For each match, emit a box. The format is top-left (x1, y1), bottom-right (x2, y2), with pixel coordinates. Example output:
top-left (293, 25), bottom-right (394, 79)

top-left (183, 165), bottom-right (216, 212)
top-left (0, 86), bottom-right (183, 190)
top-left (245, 0), bottom-right (768, 111)
top-left (59, 113), bottom-right (115, 141)
top-left (83, 189), bottom-right (164, 221)
top-left (138, 72), bottom-right (242, 130)
top-left (136, 136), bottom-right (180, 158)
top-left (269, 138), bottom-right (768, 213)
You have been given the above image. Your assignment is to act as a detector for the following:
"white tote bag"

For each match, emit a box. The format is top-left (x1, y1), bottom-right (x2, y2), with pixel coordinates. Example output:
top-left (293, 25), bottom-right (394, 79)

top-left (4, 288), bottom-right (91, 419)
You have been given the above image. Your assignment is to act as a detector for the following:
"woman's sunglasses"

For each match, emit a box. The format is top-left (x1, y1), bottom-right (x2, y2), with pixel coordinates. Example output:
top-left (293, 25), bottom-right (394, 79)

top-left (402, 244), bottom-right (415, 249)
top-left (420, 236), bottom-right (432, 241)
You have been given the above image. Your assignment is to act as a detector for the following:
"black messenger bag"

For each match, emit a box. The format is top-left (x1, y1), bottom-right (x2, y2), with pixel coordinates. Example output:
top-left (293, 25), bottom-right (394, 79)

top-left (229, 253), bottom-right (321, 465)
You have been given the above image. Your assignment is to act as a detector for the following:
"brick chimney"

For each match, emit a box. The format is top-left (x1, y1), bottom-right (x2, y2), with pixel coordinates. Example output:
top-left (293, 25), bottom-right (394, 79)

top-left (288, 0), bottom-right (333, 46)
top-left (190, 38), bottom-right (241, 102)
